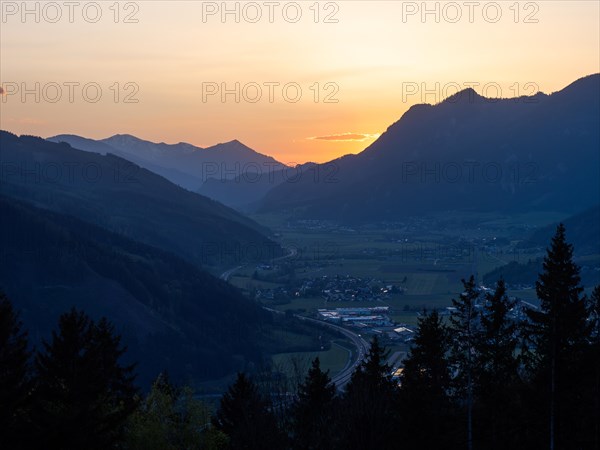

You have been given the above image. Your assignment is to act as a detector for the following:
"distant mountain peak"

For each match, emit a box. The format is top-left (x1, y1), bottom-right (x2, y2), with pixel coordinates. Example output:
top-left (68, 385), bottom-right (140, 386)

top-left (441, 87), bottom-right (484, 105)
top-left (176, 141), bottom-right (196, 147)
top-left (258, 73), bottom-right (600, 221)
top-left (42, 132), bottom-right (288, 189)
top-left (219, 139), bottom-right (248, 148)
top-left (103, 133), bottom-right (151, 148)
top-left (48, 133), bottom-right (78, 139)
top-left (206, 139), bottom-right (255, 154)
top-left (109, 133), bottom-right (139, 141)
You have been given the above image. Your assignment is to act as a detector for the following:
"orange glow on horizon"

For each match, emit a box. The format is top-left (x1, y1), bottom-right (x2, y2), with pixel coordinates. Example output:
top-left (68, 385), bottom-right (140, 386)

top-left (1, 1), bottom-right (598, 164)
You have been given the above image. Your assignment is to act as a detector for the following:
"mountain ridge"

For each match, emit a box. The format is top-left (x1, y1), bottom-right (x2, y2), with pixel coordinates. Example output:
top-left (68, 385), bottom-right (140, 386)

top-left (48, 133), bottom-right (288, 192)
top-left (257, 74), bottom-right (600, 222)
top-left (0, 194), bottom-right (270, 385)
top-left (1, 131), bottom-right (283, 268)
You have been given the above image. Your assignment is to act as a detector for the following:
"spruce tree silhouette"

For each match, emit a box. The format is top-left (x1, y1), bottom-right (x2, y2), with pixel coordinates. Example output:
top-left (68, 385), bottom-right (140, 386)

top-left (213, 372), bottom-right (286, 450)
top-left (473, 279), bottom-right (521, 449)
top-left (525, 224), bottom-right (591, 449)
top-left (337, 336), bottom-right (399, 450)
top-left (0, 292), bottom-right (32, 450)
top-left (400, 310), bottom-right (455, 450)
top-left (33, 309), bottom-right (137, 449)
top-left (449, 276), bottom-right (480, 450)
top-left (291, 357), bottom-right (337, 450)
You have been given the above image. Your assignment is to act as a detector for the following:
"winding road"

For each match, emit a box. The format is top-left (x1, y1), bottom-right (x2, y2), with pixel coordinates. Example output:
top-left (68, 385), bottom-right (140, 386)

top-left (219, 247), bottom-right (297, 281)
top-left (261, 307), bottom-right (369, 391)
top-left (295, 315), bottom-right (370, 390)
top-left (219, 265), bottom-right (243, 282)
top-left (219, 247), bottom-right (369, 391)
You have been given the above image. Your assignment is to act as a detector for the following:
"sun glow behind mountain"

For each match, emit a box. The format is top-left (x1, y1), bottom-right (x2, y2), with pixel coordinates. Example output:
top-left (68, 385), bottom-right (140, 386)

top-left (1, 1), bottom-right (598, 162)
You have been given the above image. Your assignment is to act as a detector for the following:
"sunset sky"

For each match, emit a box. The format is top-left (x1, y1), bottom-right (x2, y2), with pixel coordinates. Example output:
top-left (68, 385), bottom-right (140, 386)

top-left (1, 1), bottom-right (599, 163)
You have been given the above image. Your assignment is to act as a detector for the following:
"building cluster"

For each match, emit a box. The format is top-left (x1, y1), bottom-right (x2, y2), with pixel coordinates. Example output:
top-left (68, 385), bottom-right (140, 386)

top-left (317, 306), bottom-right (392, 326)
top-left (305, 275), bottom-right (401, 302)
top-left (441, 287), bottom-right (536, 323)
top-left (317, 307), bottom-right (416, 343)
top-left (254, 275), bottom-right (401, 303)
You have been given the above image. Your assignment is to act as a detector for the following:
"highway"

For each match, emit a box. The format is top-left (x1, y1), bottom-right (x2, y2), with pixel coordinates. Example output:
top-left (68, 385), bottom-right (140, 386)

top-left (261, 307), bottom-right (370, 390)
top-left (220, 247), bottom-right (369, 391)
top-left (295, 315), bottom-right (370, 390)
top-left (219, 247), bottom-right (297, 281)
top-left (219, 265), bottom-right (243, 281)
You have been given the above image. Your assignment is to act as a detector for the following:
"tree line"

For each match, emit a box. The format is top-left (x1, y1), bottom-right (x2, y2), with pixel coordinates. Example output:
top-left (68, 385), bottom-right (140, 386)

top-left (1, 224), bottom-right (599, 449)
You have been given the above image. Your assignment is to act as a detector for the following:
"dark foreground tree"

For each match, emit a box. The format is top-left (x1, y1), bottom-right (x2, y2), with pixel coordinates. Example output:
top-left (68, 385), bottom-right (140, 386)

top-left (592, 286), bottom-right (600, 448)
top-left (400, 310), bottom-right (456, 449)
top-left (213, 372), bottom-right (286, 450)
top-left (474, 279), bottom-right (521, 449)
top-left (579, 285), bottom-right (600, 449)
top-left (291, 357), bottom-right (337, 450)
top-left (127, 372), bottom-right (214, 450)
top-left (0, 292), bottom-right (32, 449)
top-left (33, 309), bottom-right (138, 449)
top-left (525, 224), bottom-right (591, 449)
top-left (337, 336), bottom-right (399, 450)
top-left (449, 275), bottom-right (480, 450)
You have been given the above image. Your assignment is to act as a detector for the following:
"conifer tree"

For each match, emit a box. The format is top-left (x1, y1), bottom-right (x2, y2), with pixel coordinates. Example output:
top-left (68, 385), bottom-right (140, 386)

top-left (291, 357), bottom-right (337, 450)
top-left (33, 309), bottom-right (138, 449)
top-left (589, 286), bottom-right (600, 449)
top-left (0, 292), bottom-right (32, 450)
top-left (400, 310), bottom-right (455, 449)
top-left (337, 336), bottom-right (399, 450)
top-left (572, 285), bottom-right (600, 449)
top-left (590, 286), bottom-right (600, 340)
top-left (525, 224), bottom-right (591, 449)
top-left (212, 372), bottom-right (286, 450)
top-left (127, 372), bottom-right (211, 450)
top-left (449, 275), bottom-right (480, 450)
top-left (474, 279), bottom-right (520, 449)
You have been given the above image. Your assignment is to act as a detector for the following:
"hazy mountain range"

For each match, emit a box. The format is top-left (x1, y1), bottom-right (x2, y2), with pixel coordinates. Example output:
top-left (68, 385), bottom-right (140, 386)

top-left (48, 76), bottom-right (599, 220)
top-left (48, 134), bottom-right (288, 192)
top-left (1, 131), bottom-right (282, 268)
top-left (198, 162), bottom-right (317, 210)
top-left (0, 131), bottom-right (287, 383)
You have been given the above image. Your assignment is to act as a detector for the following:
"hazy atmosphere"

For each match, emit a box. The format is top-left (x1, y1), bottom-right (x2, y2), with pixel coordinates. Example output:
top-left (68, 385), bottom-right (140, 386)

top-left (2, 1), bottom-right (599, 162)
top-left (1, 1), bottom-right (599, 449)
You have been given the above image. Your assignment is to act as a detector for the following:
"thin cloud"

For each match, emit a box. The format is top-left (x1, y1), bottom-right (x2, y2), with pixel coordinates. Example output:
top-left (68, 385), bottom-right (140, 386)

top-left (309, 132), bottom-right (380, 142)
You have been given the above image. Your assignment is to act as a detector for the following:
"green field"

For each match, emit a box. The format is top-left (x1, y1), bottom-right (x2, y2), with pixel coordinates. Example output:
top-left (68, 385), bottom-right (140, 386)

top-left (271, 340), bottom-right (352, 380)
top-left (235, 210), bottom-right (572, 319)
top-left (210, 209), bottom-right (593, 393)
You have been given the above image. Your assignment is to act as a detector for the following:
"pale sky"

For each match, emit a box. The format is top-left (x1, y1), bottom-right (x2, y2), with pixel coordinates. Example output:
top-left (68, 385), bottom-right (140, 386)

top-left (1, 1), bottom-right (599, 163)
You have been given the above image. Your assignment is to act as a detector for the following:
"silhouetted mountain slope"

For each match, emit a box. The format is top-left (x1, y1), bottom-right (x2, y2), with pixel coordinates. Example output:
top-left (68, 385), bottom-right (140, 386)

top-left (259, 74), bottom-right (600, 222)
top-left (0, 196), bottom-right (269, 385)
top-left (1, 132), bottom-right (282, 268)
top-left (521, 205), bottom-right (600, 255)
top-left (49, 134), bottom-right (288, 192)
top-left (47, 134), bottom-right (204, 191)
top-left (483, 205), bottom-right (600, 288)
